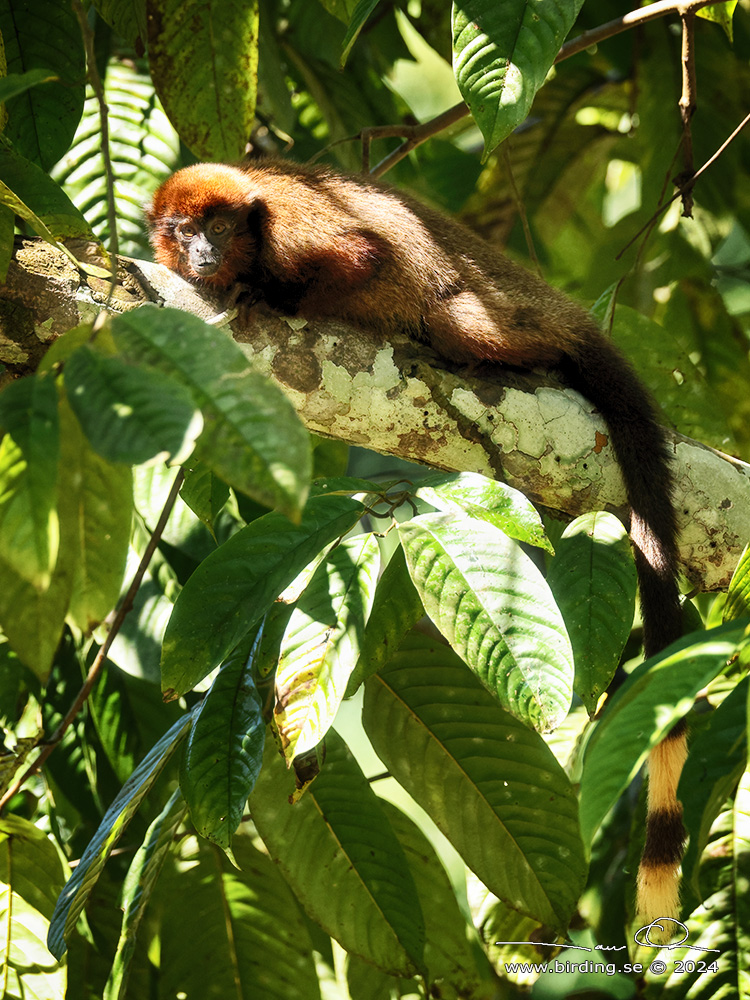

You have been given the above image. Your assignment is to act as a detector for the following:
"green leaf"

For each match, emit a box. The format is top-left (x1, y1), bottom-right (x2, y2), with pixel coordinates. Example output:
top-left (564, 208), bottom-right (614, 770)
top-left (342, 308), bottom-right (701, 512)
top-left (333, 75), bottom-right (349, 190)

top-left (0, 0), bottom-right (85, 169)
top-left (274, 533), bottom-right (380, 761)
top-left (92, 0), bottom-right (148, 52)
top-left (179, 462), bottom-right (230, 537)
top-left (547, 512), bottom-right (637, 714)
top-left (415, 471), bottom-right (553, 553)
top-left (0, 203), bottom-right (13, 282)
top-left (250, 729), bottom-right (426, 976)
top-left (579, 623), bottom-right (748, 849)
top-left (452, 0), bottom-right (584, 153)
top-left (379, 801), bottom-right (487, 992)
top-left (180, 638), bottom-right (265, 849)
top-left (363, 635), bottom-right (586, 929)
top-left (158, 833), bottom-right (323, 999)
top-left (340, 0), bottom-right (381, 64)
top-left (645, 774), bottom-right (750, 993)
top-left (345, 543), bottom-right (424, 697)
top-left (0, 146), bottom-right (92, 241)
top-left (697, 2), bottom-right (738, 41)
top-left (399, 511), bottom-right (573, 731)
top-left (724, 543), bottom-right (750, 622)
top-left (161, 495), bottom-right (365, 698)
top-left (65, 346), bottom-right (202, 466)
top-left (148, 0), bottom-right (259, 161)
top-left (0, 816), bottom-right (68, 1000)
top-left (679, 677), bottom-right (748, 916)
top-left (104, 789), bottom-right (188, 1000)
top-left (47, 709), bottom-right (195, 959)
top-left (0, 68), bottom-right (58, 103)
top-left (0, 374), bottom-right (59, 587)
top-left (0, 553), bottom-right (71, 681)
top-left (112, 306), bottom-right (311, 520)
top-left (592, 297), bottom-right (732, 451)
top-left (59, 400), bottom-right (132, 633)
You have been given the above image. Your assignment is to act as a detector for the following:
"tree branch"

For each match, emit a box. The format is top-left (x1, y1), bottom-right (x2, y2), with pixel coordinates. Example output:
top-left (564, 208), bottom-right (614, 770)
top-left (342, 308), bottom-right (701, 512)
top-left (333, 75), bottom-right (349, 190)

top-left (367, 0), bottom-right (735, 177)
top-left (1, 238), bottom-right (749, 593)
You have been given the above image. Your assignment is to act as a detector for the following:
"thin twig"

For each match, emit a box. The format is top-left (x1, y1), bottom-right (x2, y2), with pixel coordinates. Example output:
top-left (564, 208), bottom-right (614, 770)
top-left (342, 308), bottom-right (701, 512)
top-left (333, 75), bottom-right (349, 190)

top-left (71, 0), bottom-right (119, 260)
top-left (368, 0), bottom-right (736, 177)
top-left (369, 103), bottom-right (470, 178)
top-left (0, 469), bottom-right (185, 814)
top-left (677, 10), bottom-right (698, 216)
top-left (616, 110), bottom-right (750, 259)
top-left (555, 0), bottom-right (729, 63)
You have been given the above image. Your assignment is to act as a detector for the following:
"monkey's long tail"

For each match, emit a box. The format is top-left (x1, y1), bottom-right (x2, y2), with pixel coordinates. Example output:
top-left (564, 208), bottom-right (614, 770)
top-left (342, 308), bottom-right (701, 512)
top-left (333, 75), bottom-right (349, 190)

top-left (560, 335), bottom-right (686, 928)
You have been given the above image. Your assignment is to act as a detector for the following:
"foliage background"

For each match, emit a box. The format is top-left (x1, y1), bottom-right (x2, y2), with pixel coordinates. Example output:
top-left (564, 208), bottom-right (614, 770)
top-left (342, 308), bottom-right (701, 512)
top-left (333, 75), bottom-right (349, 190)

top-left (0, 1), bottom-right (749, 998)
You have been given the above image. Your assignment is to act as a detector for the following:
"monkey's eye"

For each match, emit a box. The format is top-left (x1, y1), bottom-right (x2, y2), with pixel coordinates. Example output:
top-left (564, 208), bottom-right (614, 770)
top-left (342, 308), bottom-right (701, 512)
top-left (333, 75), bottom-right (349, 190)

top-left (210, 220), bottom-right (228, 235)
top-left (178, 223), bottom-right (196, 239)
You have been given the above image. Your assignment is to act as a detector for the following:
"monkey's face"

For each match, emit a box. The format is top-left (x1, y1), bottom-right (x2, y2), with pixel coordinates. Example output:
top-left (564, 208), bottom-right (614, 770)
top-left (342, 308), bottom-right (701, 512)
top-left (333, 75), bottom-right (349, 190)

top-left (173, 214), bottom-right (236, 280)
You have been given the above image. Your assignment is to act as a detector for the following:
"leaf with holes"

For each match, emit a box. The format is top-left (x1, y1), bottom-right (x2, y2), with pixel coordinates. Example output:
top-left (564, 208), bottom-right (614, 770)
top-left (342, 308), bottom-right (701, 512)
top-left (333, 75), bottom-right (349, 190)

top-left (274, 533), bottom-right (380, 761)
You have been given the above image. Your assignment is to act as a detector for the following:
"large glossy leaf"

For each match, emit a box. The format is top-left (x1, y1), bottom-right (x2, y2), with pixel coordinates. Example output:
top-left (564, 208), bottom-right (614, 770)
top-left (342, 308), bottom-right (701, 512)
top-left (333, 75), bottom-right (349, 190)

top-left (0, 145), bottom-right (91, 242)
top-left (378, 801), bottom-right (487, 993)
top-left (112, 306), bottom-right (311, 520)
top-left (249, 730), bottom-right (426, 976)
top-left (415, 471), bottom-right (553, 553)
top-left (161, 495), bottom-right (365, 698)
top-left (0, 816), bottom-right (68, 1000)
top-left (0, 551), bottom-right (71, 681)
top-left (547, 512), bottom-right (637, 714)
top-left (0, 394), bottom-right (131, 676)
top-left (452, 0), bottom-right (584, 153)
top-left (148, 0), bottom-right (258, 161)
top-left (579, 623), bottom-right (748, 849)
top-left (399, 511), bottom-right (573, 731)
top-left (724, 543), bottom-right (750, 622)
top-left (65, 346), bottom-right (202, 466)
top-left (47, 710), bottom-right (195, 959)
top-left (180, 639), bottom-right (265, 849)
top-left (363, 635), bottom-right (586, 929)
top-left (59, 400), bottom-right (133, 633)
top-left (158, 833), bottom-right (322, 999)
top-left (0, 374), bottom-right (59, 587)
top-left (0, 0), bottom-right (85, 169)
top-left (274, 533), bottom-right (380, 762)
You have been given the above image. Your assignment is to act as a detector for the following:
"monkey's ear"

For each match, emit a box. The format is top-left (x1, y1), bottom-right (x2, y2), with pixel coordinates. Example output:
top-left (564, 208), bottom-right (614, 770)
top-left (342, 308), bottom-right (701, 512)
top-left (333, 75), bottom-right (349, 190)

top-left (243, 196), bottom-right (268, 233)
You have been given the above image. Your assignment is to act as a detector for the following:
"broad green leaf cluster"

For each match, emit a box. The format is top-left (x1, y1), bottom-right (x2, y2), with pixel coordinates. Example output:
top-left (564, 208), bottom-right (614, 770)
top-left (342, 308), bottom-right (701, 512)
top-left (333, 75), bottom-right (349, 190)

top-left (0, 1), bottom-right (749, 998)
